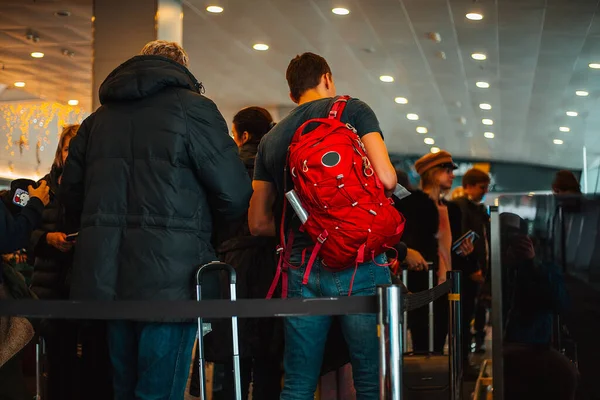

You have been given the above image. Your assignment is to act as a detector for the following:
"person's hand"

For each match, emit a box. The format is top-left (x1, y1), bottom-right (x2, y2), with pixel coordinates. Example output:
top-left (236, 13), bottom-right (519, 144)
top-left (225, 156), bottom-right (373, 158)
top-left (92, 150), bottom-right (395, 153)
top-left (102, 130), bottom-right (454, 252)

top-left (29, 180), bottom-right (49, 206)
top-left (405, 248), bottom-right (429, 271)
top-left (47, 232), bottom-right (73, 253)
top-left (469, 270), bottom-right (485, 284)
top-left (508, 234), bottom-right (535, 261)
top-left (458, 236), bottom-right (475, 257)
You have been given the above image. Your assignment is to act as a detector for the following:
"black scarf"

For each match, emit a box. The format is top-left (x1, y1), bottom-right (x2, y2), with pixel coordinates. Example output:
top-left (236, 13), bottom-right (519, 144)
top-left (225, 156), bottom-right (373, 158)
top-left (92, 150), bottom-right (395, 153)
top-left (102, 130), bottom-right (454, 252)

top-left (238, 142), bottom-right (259, 170)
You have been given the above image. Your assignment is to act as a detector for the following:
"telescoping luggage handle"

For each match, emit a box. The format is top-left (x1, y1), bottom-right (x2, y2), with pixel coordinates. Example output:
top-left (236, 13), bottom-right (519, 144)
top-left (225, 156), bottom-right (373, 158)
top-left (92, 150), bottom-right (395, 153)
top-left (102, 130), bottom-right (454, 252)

top-left (196, 262), bottom-right (242, 400)
top-left (401, 265), bottom-right (435, 353)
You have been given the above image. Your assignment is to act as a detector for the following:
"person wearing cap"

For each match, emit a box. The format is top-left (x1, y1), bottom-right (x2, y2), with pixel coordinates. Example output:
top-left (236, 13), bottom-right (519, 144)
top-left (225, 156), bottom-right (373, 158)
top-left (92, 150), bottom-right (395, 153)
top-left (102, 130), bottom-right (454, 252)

top-left (393, 150), bottom-right (478, 365)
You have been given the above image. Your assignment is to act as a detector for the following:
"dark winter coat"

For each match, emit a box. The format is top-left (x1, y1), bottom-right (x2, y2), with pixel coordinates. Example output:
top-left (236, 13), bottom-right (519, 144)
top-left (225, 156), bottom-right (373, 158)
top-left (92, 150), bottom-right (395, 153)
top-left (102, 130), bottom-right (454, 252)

top-left (393, 190), bottom-right (480, 281)
top-left (60, 55), bottom-right (252, 303)
top-left (204, 142), bottom-right (279, 361)
top-left (0, 198), bottom-right (44, 255)
top-left (452, 196), bottom-right (490, 273)
top-left (30, 168), bottom-right (72, 299)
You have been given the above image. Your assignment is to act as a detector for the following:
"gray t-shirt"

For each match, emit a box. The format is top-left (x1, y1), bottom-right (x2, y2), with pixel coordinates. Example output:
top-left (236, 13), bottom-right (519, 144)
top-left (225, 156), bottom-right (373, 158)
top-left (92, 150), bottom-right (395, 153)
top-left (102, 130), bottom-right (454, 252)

top-left (254, 97), bottom-right (383, 252)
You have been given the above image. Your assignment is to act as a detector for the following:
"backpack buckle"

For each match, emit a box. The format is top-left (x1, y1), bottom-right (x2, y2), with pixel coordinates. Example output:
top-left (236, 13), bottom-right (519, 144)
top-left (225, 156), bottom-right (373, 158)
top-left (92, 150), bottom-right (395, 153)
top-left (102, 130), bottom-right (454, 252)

top-left (276, 246), bottom-right (284, 254)
top-left (317, 231), bottom-right (329, 244)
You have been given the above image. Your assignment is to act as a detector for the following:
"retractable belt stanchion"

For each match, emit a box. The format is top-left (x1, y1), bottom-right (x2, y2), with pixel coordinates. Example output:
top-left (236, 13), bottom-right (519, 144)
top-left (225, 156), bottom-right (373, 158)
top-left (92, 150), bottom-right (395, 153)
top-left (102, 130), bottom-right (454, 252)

top-left (402, 269), bottom-right (408, 352)
top-left (448, 270), bottom-right (462, 400)
top-left (378, 284), bottom-right (404, 400)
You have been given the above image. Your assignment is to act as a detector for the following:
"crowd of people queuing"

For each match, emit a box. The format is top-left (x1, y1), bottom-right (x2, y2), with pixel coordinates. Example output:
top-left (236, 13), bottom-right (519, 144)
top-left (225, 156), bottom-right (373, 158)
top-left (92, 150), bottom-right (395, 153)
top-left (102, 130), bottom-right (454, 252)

top-left (0, 39), bottom-right (579, 400)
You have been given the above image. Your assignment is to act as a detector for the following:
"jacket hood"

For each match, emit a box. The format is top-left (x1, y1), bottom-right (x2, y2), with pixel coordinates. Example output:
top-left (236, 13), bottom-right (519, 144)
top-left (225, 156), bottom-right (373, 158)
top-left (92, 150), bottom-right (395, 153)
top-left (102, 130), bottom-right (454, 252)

top-left (99, 55), bottom-right (203, 104)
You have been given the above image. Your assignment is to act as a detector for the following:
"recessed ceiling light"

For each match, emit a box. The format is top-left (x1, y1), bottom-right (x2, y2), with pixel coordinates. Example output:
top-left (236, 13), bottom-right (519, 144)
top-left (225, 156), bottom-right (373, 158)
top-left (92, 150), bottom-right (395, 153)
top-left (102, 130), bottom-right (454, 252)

top-left (554, 139), bottom-right (564, 145)
top-left (407, 113), bottom-right (419, 121)
top-left (589, 63), bottom-right (600, 69)
top-left (68, 99), bottom-right (79, 106)
top-left (14, 82), bottom-right (25, 88)
top-left (559, 126), bottom-right (570, 132)
top-left (471, 53), bottom-right (487, 61)
top-left (332, 7), bottom-right (350, 15)
top-left (566, 111), bottom-right (578, 117)
top-left (424, 138), bottom-right (435, 145)
top-left (31, 52), bottom-right (44, 58)
top-left (431, 147), bottom-right (441, 154)
top-left (379, 75), bottom-right (394, 83)
top-left (394, 97), bottom-right (408, 104)
top-left (482, 118), bottom-right (493, 125)
top-left (476, 81), bottom-right (490, 89)
top-left (466, 13), bottom-right (483, 21)
top-left (576, 90), bottom-right (589, 97)
top-left (416, 127), bottom-right (428, 134)
top-left (252, 43), bottom-right (269, 51)
top-left (206, 5), bottom-right (224, 13)
top-left (479, 103), bottom-right (492, 110)
top-left (484, 132), bottom-right (495, 139)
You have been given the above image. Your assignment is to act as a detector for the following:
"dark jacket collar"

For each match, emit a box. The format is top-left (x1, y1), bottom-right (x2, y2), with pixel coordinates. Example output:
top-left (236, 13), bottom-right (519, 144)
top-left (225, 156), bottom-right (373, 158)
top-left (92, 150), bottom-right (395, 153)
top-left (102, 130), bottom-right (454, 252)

top-left (99, 55), bottom-right (203, 104)
top-left (238, 142), bottom-right (259, 170)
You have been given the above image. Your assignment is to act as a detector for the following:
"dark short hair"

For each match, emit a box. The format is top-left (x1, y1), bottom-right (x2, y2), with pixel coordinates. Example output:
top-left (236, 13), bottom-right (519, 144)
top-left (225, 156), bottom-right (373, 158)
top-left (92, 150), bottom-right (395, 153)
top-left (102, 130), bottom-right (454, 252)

top-left (462, 168), bottom-right (490, 187)
top-left (552, 170), bottom-right (581, 194)
top-left (232, 107), bottom-right (274, 145)
top-left (286, 53), bottom-right (332, 103)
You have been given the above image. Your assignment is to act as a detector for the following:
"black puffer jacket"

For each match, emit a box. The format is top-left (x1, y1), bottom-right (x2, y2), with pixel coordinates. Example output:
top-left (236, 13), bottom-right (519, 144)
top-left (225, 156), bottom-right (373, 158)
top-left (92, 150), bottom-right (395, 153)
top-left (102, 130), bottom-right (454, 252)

top-left (30, 168), bottom-right (71, 299)
top-left (61, 55), bottom-right (252, 302)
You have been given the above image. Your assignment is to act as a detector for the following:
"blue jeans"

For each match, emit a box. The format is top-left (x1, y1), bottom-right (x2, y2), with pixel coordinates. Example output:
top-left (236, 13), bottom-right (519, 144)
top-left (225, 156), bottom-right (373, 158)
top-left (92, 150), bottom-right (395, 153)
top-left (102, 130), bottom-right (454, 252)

top-left (107, 321), bottom-right (197, 400)
top-left (280, 254), bottom-right (391, 400)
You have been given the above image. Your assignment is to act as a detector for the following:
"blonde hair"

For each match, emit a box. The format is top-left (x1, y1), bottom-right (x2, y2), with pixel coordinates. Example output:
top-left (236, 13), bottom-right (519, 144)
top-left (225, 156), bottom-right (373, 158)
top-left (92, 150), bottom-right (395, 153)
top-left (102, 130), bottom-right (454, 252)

top-left (420, 168), bottom-right (440, 190)
top-left (140, 40), bottom-right (189, 67)
top-left (54, 124), bottom-right (79, 169)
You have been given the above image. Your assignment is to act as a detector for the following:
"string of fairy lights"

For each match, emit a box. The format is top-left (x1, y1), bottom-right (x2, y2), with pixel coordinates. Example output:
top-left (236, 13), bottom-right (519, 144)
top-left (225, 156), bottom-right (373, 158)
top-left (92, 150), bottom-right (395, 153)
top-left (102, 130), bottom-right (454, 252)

top-left (0, 102), bottom-right (86, 177)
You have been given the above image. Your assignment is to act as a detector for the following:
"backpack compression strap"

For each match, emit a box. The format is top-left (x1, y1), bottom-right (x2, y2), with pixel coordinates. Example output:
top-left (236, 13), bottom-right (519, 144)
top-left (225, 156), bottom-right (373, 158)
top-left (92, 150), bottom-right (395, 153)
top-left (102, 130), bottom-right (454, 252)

top-left (328, 95), bottom-right (350, 120)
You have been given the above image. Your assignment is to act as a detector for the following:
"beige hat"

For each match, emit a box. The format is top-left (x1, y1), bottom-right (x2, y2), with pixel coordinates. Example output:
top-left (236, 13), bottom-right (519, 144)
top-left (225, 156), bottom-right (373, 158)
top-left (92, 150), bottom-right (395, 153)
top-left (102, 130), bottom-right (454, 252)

top-left (414, 150), bottom-right (457, 176)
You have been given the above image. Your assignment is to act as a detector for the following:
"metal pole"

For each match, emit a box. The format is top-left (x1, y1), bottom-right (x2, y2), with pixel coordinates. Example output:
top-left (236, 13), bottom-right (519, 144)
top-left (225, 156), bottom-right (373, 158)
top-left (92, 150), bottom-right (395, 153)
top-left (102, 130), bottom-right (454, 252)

top-left (196, 284), bottom-right (207, 400)
top-left (448, 271), bottom-right (462, 400)
top-left (378, 284), bottom-right (403, 400)
top-left (35, 340), bottom-right (41, 400)
top-left (559, 205), bottom-right (567, 273)
top-left (490, 206), bottom-right (505, 400)
top-left (428, 269), bottom-right (434, 353)
top-left (402, 269), bottom-right (408, 352)
top-left (229, 281), bottom-right (242, 400)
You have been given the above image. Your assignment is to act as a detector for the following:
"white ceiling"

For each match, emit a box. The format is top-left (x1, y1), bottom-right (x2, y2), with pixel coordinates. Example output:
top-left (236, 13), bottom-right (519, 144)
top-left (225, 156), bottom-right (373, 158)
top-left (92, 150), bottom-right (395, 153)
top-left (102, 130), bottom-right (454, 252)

top-left (2, 0), bottom-right (600, 173)
top-left (0, 0), bottom-right (92, 109)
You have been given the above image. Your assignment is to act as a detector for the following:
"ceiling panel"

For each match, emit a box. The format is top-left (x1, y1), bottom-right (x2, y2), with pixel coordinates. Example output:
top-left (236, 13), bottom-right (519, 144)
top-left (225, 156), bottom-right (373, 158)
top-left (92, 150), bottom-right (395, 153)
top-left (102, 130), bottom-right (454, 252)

top-left (1, 0), bottom-right (600, 173)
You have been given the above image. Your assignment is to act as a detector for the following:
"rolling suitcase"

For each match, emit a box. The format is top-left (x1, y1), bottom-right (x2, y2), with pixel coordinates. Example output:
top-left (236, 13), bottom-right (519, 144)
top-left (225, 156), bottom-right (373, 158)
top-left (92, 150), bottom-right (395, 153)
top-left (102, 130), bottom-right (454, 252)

top-left (402, 269), bottom-right (450, 400)
top-left (196, 261), bottom-right (242, 400)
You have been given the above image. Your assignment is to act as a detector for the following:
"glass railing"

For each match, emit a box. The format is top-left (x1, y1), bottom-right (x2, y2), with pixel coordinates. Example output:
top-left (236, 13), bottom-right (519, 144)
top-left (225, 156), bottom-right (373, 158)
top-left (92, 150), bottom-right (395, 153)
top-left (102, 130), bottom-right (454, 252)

top-left (489, 194), bottom-right (600, 400)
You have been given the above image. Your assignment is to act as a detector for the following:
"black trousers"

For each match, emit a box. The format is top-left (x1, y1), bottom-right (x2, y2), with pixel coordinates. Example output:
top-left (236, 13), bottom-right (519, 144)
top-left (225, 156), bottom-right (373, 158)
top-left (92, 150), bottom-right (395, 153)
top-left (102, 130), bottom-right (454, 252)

top-left (461, 279), bottom-right (480, 360)
top-left (406, 270), bottom-right (448, 353)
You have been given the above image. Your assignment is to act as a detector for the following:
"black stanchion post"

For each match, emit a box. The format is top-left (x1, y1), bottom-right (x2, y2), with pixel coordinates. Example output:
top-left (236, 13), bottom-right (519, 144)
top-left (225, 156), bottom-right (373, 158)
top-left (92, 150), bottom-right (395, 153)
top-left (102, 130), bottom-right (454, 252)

top-left (448, 270), bottom-right (462, 400)
top-left (490, 206), bottom-right (504, 400)
top-left (378, 284), bottom-right (403, 400)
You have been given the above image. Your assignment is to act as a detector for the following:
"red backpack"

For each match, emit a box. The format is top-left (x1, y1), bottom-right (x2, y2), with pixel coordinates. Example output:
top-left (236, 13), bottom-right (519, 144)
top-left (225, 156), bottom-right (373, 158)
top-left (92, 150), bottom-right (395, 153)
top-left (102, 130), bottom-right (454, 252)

top-left (267, 96), bottom-right (405, 298)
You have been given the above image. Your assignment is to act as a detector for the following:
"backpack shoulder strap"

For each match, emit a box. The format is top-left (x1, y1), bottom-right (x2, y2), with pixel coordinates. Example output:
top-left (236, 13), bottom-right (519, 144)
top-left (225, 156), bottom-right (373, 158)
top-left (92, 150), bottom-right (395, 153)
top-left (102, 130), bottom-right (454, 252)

top-left (328, 95), bottom-right (351, 120)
